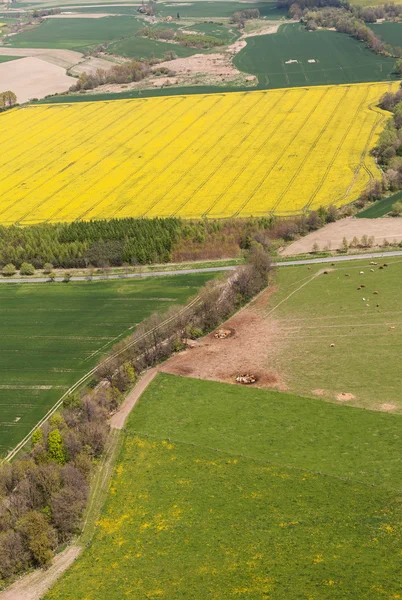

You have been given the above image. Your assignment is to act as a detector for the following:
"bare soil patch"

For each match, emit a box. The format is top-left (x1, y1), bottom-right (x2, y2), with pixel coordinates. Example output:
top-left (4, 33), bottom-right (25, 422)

top-left (45, 12), bottom-right (115, 18)
top-left (0, 47), bottom-right (83, 69)
top-left (336, 392), bottom-right (355, 402)
top-left (0, 546), bottom-right (81, 600)
top-left (70, 55), bottom-right (115, 76)
top-left (161, 294), bottom-right (286, 390)
top-left (0, 57), bottom-right (74, 102)
top-left (312, 388), bottom-right (327, 396)
top-left (379, 403), bottom-right (396, 411)
top-left (282, 217), bottom-right (402, 256)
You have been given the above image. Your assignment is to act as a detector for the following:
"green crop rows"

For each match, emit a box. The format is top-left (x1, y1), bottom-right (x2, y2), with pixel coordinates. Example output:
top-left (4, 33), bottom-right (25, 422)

top-left (369, 22), bottom-right (402, 46)
top-left (0, 273), bottom-right (213, 457)
top-left (234, 23), bottom-right (397, 88)
top-left (6, 16), bottom-right (197, 57)
top-left (356, 190), bottom-right (402, 218)
top-left (45, 373), bottom-right (402, 600)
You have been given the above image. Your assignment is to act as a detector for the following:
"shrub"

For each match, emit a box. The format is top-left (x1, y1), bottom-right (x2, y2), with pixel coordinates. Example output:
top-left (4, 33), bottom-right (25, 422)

top-left (19, 262), bottom-right (35, 276)
top-left (43, 263), bottom-right (53, 274)
top-left (2, 263), bottom-right (16, 277)
top-left (391, 200), bottom-right (402, 216)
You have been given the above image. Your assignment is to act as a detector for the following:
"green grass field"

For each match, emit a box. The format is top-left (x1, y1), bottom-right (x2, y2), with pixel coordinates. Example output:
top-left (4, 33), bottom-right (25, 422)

top-left (260, 258), bottom-right (402, 410)
top-left (0, 55), bottom-right (19, 62)
top-left (356, 191), bottom-right (402, 218)
top-left (0, 273), bottom-right (213, 458)
top-left (6, 16), bottom-right (198, 57)
top-left (45, 373), bottom-right (402, 600)
top-left (234, 23), bottom-right (397, 88)
top-left (369, 22), bottom-right (402, 47)
top-left (62, 1), bottom-right (286, 18)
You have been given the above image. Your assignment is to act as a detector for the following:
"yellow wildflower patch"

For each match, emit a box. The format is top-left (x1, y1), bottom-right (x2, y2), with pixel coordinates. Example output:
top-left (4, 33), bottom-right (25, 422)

top-left (0, 82), bottom-right (396, 224)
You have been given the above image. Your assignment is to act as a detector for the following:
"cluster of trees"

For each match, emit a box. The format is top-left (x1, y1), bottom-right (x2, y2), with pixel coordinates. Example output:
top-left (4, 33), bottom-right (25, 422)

top-left (70, 60), bottom-right (153, 92)
top-left (0, 211), bottom-right (341, 271)
top-left (137, 27), bottom-right (224, 49)
top-left (0, 376), bottom-right (129, 581)
top-left (374, 85), bottom-right (402, 191)
top-left (31, 8), bottom-right (60, 17)
top-left (230, 8), bottom-right (260, 28)
top-left (96, 243), bottom-right (273, 387)
top-left (0, 244), bottom-right (272, 584)
top-left (0, 218), bottom-right (182, 269)
top-left (137, 0), bottom-right (157, 16)
top-left (0, 91), bottom-right (17, 111)
top-left (283, 0), bottom-right (402, 60)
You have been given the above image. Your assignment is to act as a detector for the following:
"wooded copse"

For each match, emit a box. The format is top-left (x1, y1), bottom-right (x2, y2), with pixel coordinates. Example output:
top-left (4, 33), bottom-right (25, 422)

top-left (0, 244), bottom-right (272, 585)
top-left (0, 211), bottom-right (339, 272)
top-left (284, 1), bottom-right (402, 60)
top-left (0, 91), bottom-right (17, 111)
top-left (373, 84), bottom-right (402, 192)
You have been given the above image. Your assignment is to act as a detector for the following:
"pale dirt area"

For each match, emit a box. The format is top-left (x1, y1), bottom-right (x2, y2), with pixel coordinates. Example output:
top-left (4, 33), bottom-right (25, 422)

top-left (0, 547), bottom-right (81, 600)
top-left (282, 217), bottom-right (402, 256)
top-left (110, 368), bottom-right (157, 429)
top-left (70, 55), bottom-right (116, 75)
top-left (0, 46), bottom-right (83, 69)
top-left (45, 12), bottom-right (117, 17)
top-left (85, 21), bottom-right (281, 94)
top-left (161, 291), bottom-right (286, 389)
top-left (0, 56), bottom-right (75, 102)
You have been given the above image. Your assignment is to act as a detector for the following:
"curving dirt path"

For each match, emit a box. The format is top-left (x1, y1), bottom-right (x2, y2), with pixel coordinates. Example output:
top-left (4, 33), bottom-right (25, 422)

top-left (0, 547), bottom-right (81, 600)
top-left (0, 369), bottom-right (157, 600)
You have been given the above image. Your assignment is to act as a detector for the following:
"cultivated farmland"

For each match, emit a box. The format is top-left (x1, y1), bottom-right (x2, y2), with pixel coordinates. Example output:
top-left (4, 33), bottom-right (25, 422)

top-left (0, 82), bottom-right (395, 223)
top-left (0, 272), bottom-right (213, 458)
top-left (259, 258), bottom-right (402, 410)
top-left (234, 23), bottom-right (397, 88)
top-left (45, 373), bottom-right (402, 600)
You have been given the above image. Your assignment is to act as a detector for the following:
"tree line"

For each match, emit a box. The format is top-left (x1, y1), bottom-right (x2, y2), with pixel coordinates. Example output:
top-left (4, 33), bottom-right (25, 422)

top-left (0, 212), bottom-right (339, 271)
top-left (0, 243), bottom-right (272, 585)
top-left (373, 84), bottom-right (402, 191)
top-left (280, 0), bottom-right (402, 64)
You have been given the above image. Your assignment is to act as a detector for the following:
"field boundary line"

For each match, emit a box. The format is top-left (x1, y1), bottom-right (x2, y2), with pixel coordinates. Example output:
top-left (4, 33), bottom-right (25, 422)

top-left (13, 97), bottom-right (179, 224)
top-left (95, 95), bottom-right (217, 220)
top-left (264, 271), bottom-right (323, 317)
top-left (304, 86), bottom-right (370, 211)
top-left (144, 93), bottom-right (252, 217)
top-left (3, 295), bottom-right (201, 462)
top-left (233, 87), bottom-right (330, 217)
top-left (271, 86), bottom-right (350, 214)
top-left (201, 89), bottom-right (292, 218)
top-left (168, 92), bottom-right (267, 217)
top-left (0, 99), bottom-right (146, 220)
top-left (128, 431), bottom-right (401, 492)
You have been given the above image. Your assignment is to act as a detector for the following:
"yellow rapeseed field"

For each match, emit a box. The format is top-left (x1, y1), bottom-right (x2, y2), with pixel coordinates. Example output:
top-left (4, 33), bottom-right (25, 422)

top-left (0, 82), bottom-right (395, 224)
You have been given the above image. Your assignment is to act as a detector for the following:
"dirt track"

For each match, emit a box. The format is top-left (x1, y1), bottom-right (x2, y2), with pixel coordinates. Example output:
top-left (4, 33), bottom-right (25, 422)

top-left (110, 369), bottom-right (157, 429)
top-left (0, 370), bottom-right (157, 600)
top-left (0, 547), bottom-right (81, 600)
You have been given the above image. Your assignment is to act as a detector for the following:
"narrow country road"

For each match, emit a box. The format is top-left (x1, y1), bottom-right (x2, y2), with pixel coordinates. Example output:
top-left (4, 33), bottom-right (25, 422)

top-left (1, 250), bottom-right (402, 284)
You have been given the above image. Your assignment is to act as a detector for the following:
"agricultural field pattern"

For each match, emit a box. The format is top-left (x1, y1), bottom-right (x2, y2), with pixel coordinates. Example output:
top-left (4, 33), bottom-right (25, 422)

top-left (0, 273), bottom-right (213, 458)
top-left (0, 82), bottom-right (395, 223)
top-left (46, 373), bottom-right (402, 600)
